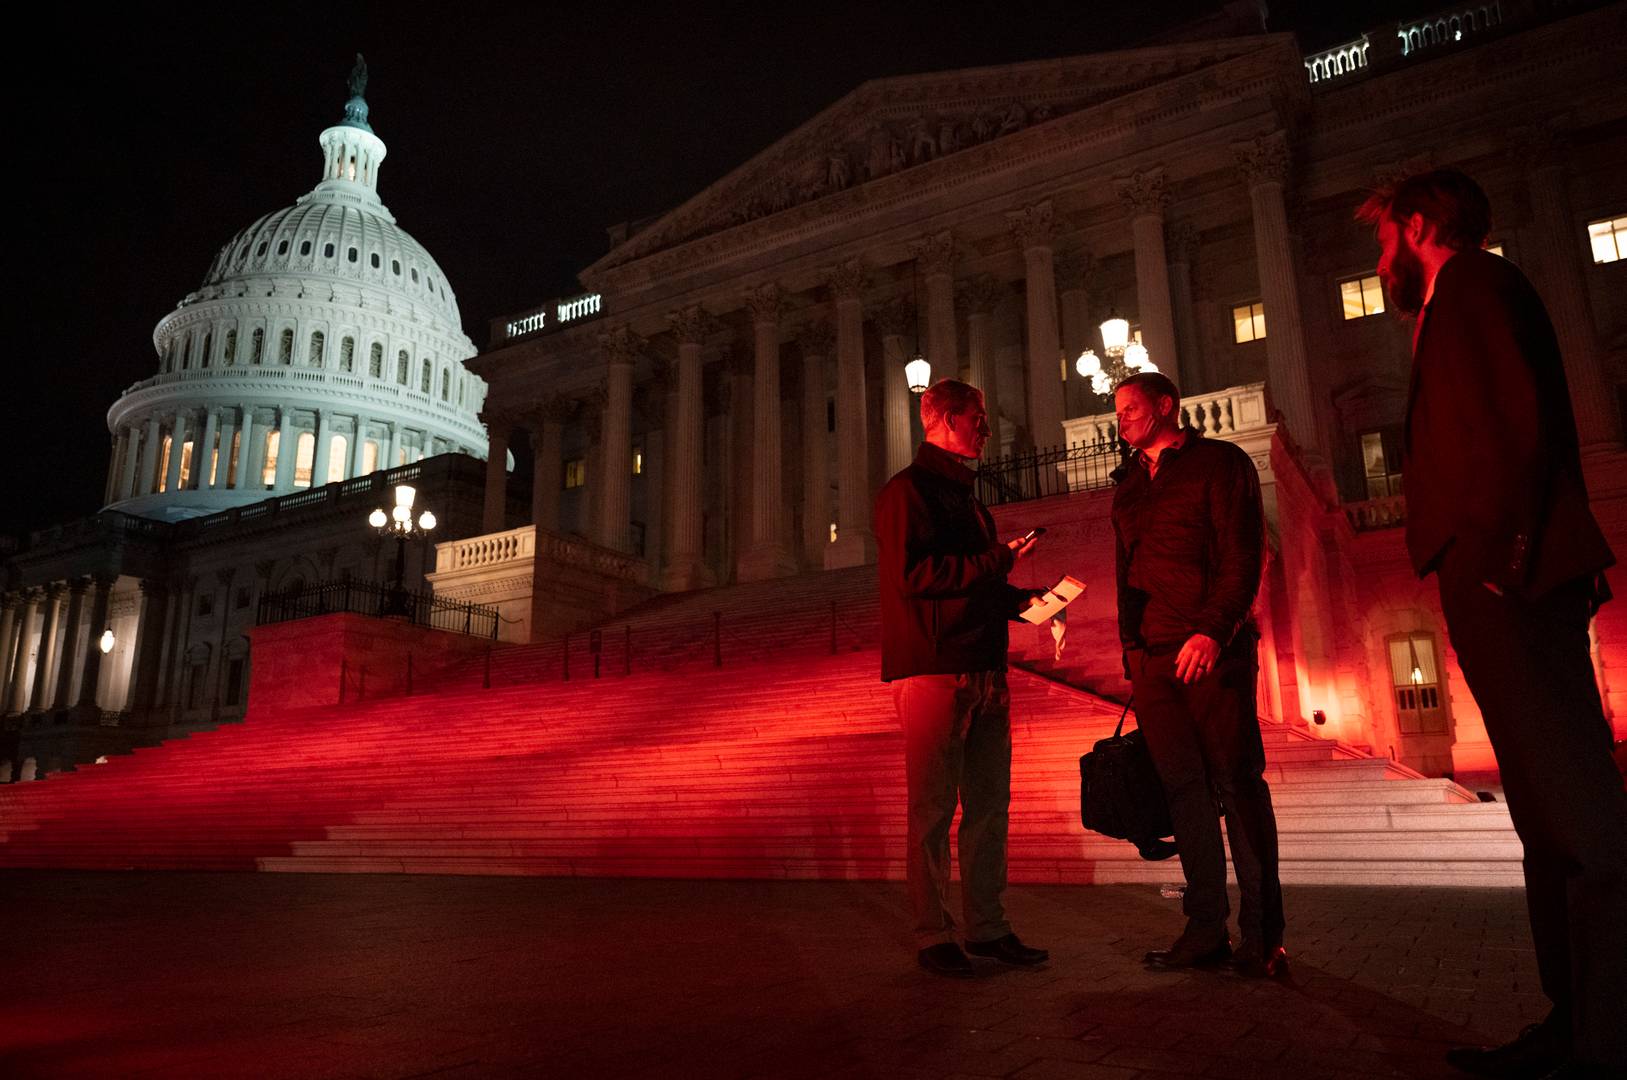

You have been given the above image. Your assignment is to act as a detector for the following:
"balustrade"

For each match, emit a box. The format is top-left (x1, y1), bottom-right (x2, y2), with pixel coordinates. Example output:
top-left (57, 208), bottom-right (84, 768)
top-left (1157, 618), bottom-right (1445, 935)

top-left (1063, 381), bottom-right (1271, 449)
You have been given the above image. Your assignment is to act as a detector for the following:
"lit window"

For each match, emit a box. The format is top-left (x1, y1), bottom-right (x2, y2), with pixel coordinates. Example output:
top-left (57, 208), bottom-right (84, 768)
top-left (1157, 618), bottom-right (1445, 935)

top-left (363, 440), bottom-right (379, 474)
top-left (1588, 215), bottom-right (1626, 264)
top-left (563, 458), bottom-right (587, 489)
top-left (178, 441), bottom-right (193, 489)
top-left (1232, 302), bottom-right (1266, 343)
top-left (226, 430), bottom-right (241, 490)
top-left (327, 435), bottom-right (347, 484)
top-left (369, 343), bottom-right (384, 378)
top-left (1340, 275), bottom-right (1385, 320)
top-left (632, 447), bottom-right (643, 476)
top-left (157, 436), bottom-right (172, 491)
top-left (829, 522), bottom-right (838, 544)
top-left (293, 431), bottom-right (316, 488)
top-left (1485, 243), bottom-right (1504, 258)
top-left (1387, 632), bottom-right (1447, 734)
top-left (262, 430), bottom-right (280, 487)
top-left (1359, 430), bottom-right (1403, 499)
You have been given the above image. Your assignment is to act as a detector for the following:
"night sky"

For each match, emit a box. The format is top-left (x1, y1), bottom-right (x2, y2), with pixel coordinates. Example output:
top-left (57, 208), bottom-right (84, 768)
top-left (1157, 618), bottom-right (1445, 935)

top-left (7, 1), bottom-right (1416, 542)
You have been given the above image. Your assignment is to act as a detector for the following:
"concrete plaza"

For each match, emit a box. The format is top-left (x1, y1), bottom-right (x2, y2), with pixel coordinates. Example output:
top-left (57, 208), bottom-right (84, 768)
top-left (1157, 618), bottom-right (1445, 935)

top-left (0, 873), bottom-right (1545, 1079)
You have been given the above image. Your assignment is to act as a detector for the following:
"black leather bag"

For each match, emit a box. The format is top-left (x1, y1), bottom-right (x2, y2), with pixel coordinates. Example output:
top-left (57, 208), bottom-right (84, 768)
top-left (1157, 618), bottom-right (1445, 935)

top-left (1080, 700), bottom-right (1178, 860)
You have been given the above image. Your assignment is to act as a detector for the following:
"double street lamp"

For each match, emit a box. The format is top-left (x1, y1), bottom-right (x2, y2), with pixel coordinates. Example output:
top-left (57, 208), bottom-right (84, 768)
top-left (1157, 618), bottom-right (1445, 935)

top-left (369, 484), bottom-right (436, 616)
top-left (1075, 313), bottom-right (1158, 396)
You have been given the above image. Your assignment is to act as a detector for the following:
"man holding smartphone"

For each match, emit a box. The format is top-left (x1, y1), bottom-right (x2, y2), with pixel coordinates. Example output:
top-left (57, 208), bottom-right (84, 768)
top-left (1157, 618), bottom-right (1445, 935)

top-left (1111, 370), bottom-right (1284, 978)
top-left (875, 378), bottom-right (1049, 978)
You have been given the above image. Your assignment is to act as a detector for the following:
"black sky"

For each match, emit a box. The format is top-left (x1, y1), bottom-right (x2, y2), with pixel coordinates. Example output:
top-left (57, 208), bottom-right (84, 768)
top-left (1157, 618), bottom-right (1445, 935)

top-left (6, 1), bottom-right (1417, 541)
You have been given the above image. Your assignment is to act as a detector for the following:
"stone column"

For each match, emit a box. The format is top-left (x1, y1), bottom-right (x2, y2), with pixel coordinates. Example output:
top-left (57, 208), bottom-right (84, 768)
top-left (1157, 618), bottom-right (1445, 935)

top-left (875, 296), bottom-right (916, 478)
top-left (582, 391), bottom-right (606, 545)
top-left (1526, 133), bottom-right (1620, 446)
top-left (664, 306), bottom-right (713, 589)
top-left (309, 409), bottom-right (331, 488)
top-left (387, 422), bottom-right (403, 470)
top-left (598, 326), bottom-right (641, 553)
top-left (1166, 222), bottom-right (1205, 393)
top-left (76, 576), bottom-right (114, 710)
top-left (114, 426), bottom-right (139, 501)
top-left (28, 584), bottom-right (64, 712)
top-left (739, 283), bottom-right (797, 581)
top-left (1055, 250), bottom-right (1094, 421)
top-left (50, 578), bottom-right (88, 711)
top-left (197, 408), bottom-right (220, 489)
top-left (531, 395), bottom-right (573, 535)
top-left (139, 416), bottom-right (162, 496)
top-left (350, 414), bottom-right (371, 477)
top-left (0, 593), bottom-right (19, 711)
top-left (480, 411), bottom-right (510, 534)
top-left (236, 406), bottom-right (258, 489)
top-left (130, 579), bottom-right (170, 715)
top-left (214, 410), bottom-right (237, 490)
top-left (912, 231), bottom-right (959, 375)
top-left (1115, 169), bottom-right (1182, 388)
top-left (1009, 201), bottom-right (1065, 452)
top-left (798, 320), bottom-right (833, 566)
top-left (272, 408), bottom-right (298, 490)
top-left (103, 435), bottom-right (121, 505)
top-left (1234, 133), bottom-right (1320, 459)
top-left (6, 590), bottom-right (41, 715)
top-left (824, 260), bottom-right (876, 568)
top-left (163, 411), bottom-right (190, 494)
top-left (957, 275), bottom-right (1005, 450)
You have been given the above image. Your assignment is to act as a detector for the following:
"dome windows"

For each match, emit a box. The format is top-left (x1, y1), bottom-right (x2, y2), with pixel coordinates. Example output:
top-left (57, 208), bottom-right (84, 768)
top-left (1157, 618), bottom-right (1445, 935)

top-left (368, 342), bottom-right (384, 378)
top-left (396, 351), bottom-right (409, 385)
top-left (348, 247), bottom-right (359, 264)
top-left (278, 328), bottom-right (294, 365)
top-left (250, 327), bottom-right (264, 365)
top-left (276, 240), bottom-right (289, 256)
top-left (420, 360), bottom-right (432, 394)
top-left (202, 332), bottom-right (212, 368)
top-left (340, 336), bottom-right (355, 373)
top-left (256, 242), bottom-right (268, 257)
top-left (324, 242), bottom-right (335, 259)
top-left (410, 267), bottom-right (419, 284)
top-left (309, 331), bottom-right (325, 367)
top-left (371, 252), bottom-right (381, 270)
top-left (440, 368), bottom-right (450, 401)
top-left (392, 259), bottom-right (401, 276)
top-left (223, 328), bottom-right (237, 366)
top-left (300, 240), bottom-right (312, 257)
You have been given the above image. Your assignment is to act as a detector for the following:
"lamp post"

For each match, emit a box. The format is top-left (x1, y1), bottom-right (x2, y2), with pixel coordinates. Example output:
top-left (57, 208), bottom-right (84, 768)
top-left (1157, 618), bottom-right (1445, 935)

top-left (369, 484), bottom-right (437, 617)
top-left (1075, 312), bottom-right (1158, 396)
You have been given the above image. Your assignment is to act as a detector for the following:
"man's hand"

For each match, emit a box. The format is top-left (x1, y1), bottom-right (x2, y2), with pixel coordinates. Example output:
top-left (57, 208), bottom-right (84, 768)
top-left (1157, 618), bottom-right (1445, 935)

top-left (1007, 535), bottom-right (1039, 561)
top-left (1175, 633), bottom-right (1221, 684)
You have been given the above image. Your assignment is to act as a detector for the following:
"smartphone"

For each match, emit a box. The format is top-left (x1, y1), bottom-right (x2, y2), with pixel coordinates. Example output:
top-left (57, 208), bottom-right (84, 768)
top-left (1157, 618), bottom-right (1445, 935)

top-left (1020, 527), bottom-right (1047, 543)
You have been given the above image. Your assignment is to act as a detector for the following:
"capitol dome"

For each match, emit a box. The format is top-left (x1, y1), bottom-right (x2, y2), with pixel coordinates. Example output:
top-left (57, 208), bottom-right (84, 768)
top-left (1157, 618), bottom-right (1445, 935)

top-left (104, 59), bottom-right (489, 522)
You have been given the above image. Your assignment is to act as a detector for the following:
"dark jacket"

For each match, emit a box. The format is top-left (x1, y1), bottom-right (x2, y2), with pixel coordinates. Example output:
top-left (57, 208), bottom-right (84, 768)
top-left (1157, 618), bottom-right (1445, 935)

top-left (1111, 431), bottom-right (1264, 652)
top-left (1405, 249), bottom-right (1614, 597)
top-left (876, 442), bottom-right (1034, 682)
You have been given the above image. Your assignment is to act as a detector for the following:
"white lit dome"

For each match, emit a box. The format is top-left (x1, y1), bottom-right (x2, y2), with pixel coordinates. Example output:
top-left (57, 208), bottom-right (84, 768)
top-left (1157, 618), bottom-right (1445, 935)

top-left (105, 57), bottom-right (488, 522)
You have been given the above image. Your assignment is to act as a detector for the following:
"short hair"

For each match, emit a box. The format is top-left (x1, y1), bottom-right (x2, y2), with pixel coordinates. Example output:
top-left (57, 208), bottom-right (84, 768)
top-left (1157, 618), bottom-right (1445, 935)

top-left (1355, 167), bottom-right (1492, 251)
top-left (920, 378), bottom-right (983, 430)
top-left (1115, 371), bottom-right (1181, 417)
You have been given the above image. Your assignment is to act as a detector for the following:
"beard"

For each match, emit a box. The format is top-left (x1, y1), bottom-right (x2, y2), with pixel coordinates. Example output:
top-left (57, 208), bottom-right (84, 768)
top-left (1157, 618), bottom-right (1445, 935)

top-left (1383, 241), bottom-right (1427, 318)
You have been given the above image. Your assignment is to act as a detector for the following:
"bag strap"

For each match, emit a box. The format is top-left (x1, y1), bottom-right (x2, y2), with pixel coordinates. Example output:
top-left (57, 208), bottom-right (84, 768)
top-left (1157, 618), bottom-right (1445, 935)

top-left (1113, 697), bottom-right (1133, 738)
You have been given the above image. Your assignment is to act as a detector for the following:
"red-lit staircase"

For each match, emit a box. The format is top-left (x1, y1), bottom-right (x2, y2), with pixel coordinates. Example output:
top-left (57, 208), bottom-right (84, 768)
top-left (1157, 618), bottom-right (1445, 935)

top-left (0, 569), bottom-right (1521, 885)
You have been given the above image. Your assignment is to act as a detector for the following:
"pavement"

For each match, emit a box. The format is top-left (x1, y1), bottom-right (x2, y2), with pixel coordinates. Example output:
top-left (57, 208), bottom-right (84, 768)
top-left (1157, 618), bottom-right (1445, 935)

top-left (0, 872), bottom-right (1547, 1079)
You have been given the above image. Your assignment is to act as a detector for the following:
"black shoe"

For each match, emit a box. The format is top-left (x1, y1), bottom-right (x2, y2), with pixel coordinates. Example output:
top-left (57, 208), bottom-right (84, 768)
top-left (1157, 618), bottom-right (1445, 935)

top-left (1231, 939), bottom-right (1289, 979)
top-left (1144, 923), bottom-right (1231, 970)
top-left (917, 942), bottom-right (975, 978)
top-left (965, 933), bottom-right (1049, 967)
top-left (1446, 1014), bottom-right (1569, 1078)
top-left (1134, 837), bottom-right (1179, 861)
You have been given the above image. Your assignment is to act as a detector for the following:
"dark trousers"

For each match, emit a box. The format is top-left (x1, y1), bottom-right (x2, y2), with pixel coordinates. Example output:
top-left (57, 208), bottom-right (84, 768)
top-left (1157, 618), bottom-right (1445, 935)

top-left (1438, 554), bottom-right (1627, 1066)
top-left (893, 671), bottom-right (1013, 948)
top-left (1129, 637), bottom-right (1284, 945)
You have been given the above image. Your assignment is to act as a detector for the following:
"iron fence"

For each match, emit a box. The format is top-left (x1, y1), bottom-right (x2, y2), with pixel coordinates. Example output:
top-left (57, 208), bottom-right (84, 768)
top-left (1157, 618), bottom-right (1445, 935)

top-left (256, 581), bottom-right (499, 640)
top-left (975, 441), bottom-right (1127, 506)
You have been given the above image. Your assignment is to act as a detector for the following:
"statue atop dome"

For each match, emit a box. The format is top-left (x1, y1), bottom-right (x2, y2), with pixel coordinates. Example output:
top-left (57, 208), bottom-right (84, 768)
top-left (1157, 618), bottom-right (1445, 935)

top-left (341, 53), bottom-right (373, 133)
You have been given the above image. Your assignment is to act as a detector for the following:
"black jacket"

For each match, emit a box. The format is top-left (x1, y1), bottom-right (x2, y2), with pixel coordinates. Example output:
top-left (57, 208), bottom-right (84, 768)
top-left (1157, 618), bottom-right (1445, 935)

top-left (1111, 431), bottom-right (1264, 652)
top-left (876, 442), bottom-right (1034, 681)
top-left (1405, 249), bottom-right (1614, 597)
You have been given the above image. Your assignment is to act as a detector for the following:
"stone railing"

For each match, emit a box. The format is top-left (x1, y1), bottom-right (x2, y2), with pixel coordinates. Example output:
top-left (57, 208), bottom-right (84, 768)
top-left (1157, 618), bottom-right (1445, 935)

top-left (1344, 494), bottom-right (1408, 531)
top-left (1397, 2), bottom-right (1502, 56)
top-left (1063, 382), bottom-right (1272, 448)
top-left (436, 523), bottom-right (536, 573)
top-left (1305, 35), bottom-right (1370, 83)
top-left (434, 524), bottom-right (649, 585)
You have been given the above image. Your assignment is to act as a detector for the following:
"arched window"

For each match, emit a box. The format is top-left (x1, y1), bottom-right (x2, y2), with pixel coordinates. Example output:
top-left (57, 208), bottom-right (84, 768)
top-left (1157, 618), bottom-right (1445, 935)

top-left (250, 327), bottom-right (264, 365)
top-left (441, 368), bottom-right (450, 401)
top-left (179, 333), bottom-right (192, 370)
top-left (410, 267), bottom-right (419, 284)
top-left (457, 377), bottom-right (464, 406)
top-left (326, 434), bottom-right (348, 484)
top-left (370, 252), bottom-right (381, 269)
top-left (293, 431), bottom-right (316, 488)
top-left (396, 352), bottom-right (409, 385)
top-left (255, 241), bottom-right (268, 257)
top-left (339, 336), bottom-right (355, 373)
top-left (420, 360), bottom-right (432, 394)
top-left (223, 328), bottom-right (237, 366)
top-left (202, 332), bottom-right (212, 368)
top-left (391, 259), bottom-right (401, 275)
top-left (278, 328), bottom-right (294, 365)
top-left (368, 342), bottom-right (384, 378)
top-left (348, 247), bottom-right (359, 263)
top-left (309, 331), bottom-right (325, 367)
top-left (300, 240), bottom-right (311, 257)
top-left (276, 239), bottom-right (289, 256)
top-left (323, 242), bottom-right (335, 259)
top-left (1387, 632), bottom-right (1449, 735)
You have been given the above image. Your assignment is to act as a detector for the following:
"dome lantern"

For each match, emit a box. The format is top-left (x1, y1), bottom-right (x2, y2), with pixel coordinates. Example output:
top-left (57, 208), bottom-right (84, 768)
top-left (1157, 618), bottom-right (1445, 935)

top-left (317, 54), bottom-right (387, 198)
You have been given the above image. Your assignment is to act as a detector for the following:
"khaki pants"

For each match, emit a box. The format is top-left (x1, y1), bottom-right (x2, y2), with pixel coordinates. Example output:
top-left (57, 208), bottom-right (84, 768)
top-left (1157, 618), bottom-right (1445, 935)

top-left (893, 671), bottom-right (1013, 948)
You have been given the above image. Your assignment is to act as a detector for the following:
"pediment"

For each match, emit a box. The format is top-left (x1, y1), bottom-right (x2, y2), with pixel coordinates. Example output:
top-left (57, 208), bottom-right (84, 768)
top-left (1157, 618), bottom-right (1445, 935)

top-left (586, 36), bottom-right (1289, 277)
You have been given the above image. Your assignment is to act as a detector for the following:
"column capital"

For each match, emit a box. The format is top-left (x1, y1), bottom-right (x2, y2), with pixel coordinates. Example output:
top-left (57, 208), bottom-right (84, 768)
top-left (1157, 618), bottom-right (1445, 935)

top-left (477, 408), bottom-right (520, 435)
top-left (41, 581), bottom-right (66, 599)
top-left (138, 577), bottom-right (168, 598)
top-left (743, 282), bottom-right (784, 325)
top-left (1166, 222), bottom-right (1199, 266)
top-left (1053, 249), bottom-right (1094, 293)
top-left (91, 572), bottom-right (117, 591)
top-left (909, 230), bottom-right (957, 278)
top-left (1232, 132), bottom-right (1290, 187)
top-left (1114, 168), bottom-right (1170, 217)
top-left (598, 324), bottom-right (644, 367)
top-left (955, 274), bottom-right (1006, 317)
top-left (667, 304), bottom-right (716, 346)
top-left (873, 296), bottom-right (915, 339)
top-left (1006, 201), bottom-right (1055, 250)
top-left (66, 576), bottom-right (91, 596)
top-left (823, 259), bottom-right (870, 302)
top-left (797, 320), bottom-right (835, 357)
top-left (532, 392), bottom-right (577, 428)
